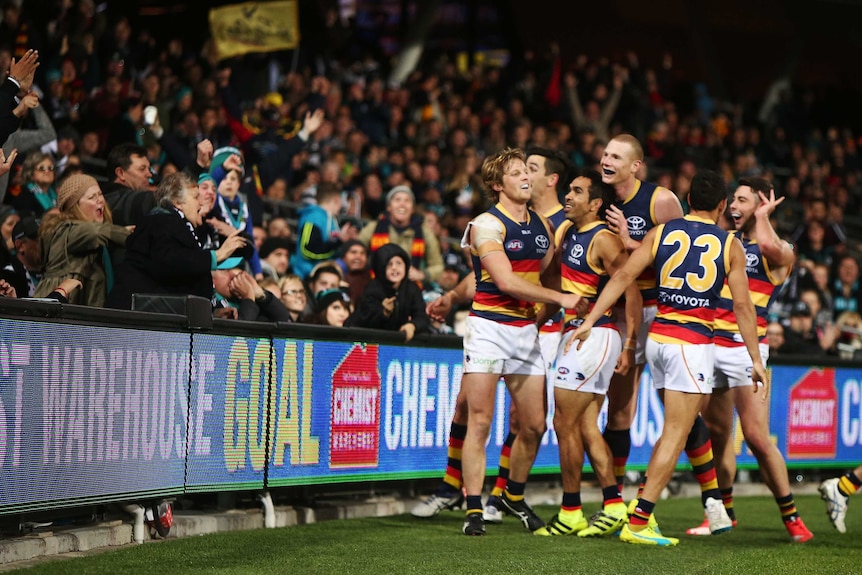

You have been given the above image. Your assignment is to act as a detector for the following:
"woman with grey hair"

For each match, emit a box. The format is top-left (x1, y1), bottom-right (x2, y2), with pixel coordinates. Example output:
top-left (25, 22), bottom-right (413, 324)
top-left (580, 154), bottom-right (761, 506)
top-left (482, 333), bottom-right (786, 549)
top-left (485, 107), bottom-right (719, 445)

top-left (106, 172), bottom-right (247, 310)
top-left (11, 151), bottom-right (57, 216)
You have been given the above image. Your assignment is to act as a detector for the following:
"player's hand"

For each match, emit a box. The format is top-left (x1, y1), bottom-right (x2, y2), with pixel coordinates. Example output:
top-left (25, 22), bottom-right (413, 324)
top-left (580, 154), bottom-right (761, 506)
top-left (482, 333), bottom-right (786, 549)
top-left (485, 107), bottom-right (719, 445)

top-left (559, 293), bottom-right (583, 313)
top-left (751, 362), bottom-right (769, 401)
top-left (615, 347), bottom-right (633, 375)
top-left (755, 189), bottom-right (784, 219)
top-left (426, 292), bottom-right (452, 321)
top-left (564, 325), bottom-right (591, 354)
top-left (605, 204), bottom-right (632, 246)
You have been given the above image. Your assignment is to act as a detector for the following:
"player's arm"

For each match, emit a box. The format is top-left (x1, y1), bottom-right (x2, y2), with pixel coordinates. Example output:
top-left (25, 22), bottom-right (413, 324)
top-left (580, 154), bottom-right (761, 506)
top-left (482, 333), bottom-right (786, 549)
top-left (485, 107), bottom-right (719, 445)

top-left (753, 189), bottom-right (795, 275)
top-left (608, 187), bottom-right (682, 252)
top-left (726, 237), bottom-right (768, 393)
top-left (653, 187), bottom-right (684, 224)
top-left (571, 227), bottom-right (657, 344)
top-left (473, 219), bottom-right (578, 309)
top-left (597, 231), bottom-right (642, 374)
top-left (536, 223), bottom-right (565, 326)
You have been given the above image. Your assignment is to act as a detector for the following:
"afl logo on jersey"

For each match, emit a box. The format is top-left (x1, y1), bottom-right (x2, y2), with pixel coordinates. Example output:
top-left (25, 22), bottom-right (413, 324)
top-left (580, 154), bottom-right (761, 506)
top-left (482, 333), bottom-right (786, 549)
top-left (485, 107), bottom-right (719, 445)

top-left (506, 239), bottom-right (524, 252)
top-left (746, 252), bottom-right (760, 269)
top-left (570, 244), bottom-right (584, 260)
top-left (535, 235), bottom-right (549, 249)
top-left (627, 215), bottom-right (647, 232)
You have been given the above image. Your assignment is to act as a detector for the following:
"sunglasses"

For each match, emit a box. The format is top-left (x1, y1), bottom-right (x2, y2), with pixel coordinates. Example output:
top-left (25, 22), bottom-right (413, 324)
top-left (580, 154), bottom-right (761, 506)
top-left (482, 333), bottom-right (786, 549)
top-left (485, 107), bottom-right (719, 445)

top-left (36, 165), bottom-right (55, 172)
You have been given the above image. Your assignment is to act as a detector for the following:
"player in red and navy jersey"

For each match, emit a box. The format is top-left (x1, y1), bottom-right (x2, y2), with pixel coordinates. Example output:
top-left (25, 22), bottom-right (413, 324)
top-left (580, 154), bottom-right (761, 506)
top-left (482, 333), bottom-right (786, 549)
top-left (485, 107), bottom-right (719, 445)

top-left (533, 168), bottom-right (642, 537)
top-left (569, 169), bottom-right (767, 546)
top-left (600, 134), bottom-right (683, 495)
top-left (684, 177), bottom-right (813, 542)
top-left (459, 147), bottom-right (579, 536)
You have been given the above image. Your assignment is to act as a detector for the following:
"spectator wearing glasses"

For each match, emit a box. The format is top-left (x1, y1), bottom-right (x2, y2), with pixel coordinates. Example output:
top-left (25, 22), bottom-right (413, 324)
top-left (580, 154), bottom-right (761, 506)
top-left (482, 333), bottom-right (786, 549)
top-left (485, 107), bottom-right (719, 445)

top-left (10, 152), bottom-right (57, 216)
top-left (277, 274), bottom-right (307, 323)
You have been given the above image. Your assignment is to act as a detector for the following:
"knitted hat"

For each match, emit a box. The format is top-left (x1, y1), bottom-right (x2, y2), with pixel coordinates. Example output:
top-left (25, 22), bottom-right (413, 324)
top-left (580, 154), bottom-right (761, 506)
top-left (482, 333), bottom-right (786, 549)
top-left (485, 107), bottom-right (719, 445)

top-left (211, 146), bottom-right (244, 177)
top-left (58, 174), bottom-right (99, 211)
top-left (385, 184), bottom-right (414, 205)
top-left (315, 287), bottom-right (350, 314)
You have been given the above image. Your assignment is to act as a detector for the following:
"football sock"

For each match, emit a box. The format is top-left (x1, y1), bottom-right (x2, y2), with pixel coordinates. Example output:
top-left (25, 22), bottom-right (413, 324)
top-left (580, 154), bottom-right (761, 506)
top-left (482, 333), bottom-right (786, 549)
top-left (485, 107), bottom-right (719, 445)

top-left (721, 487), bottom-right (736, 521)
top-left (602, 484), bottom-right (624, 507)
top-left (561, 491), bottom-right (582, 515)
top-left (490, 431), bottom-right (516, 497)
top-left (685, 415), bottom-right (721, 505)
top-left (506, 480), bottom-right (526, 500)
top-left (776, 493), bottom-right (800, 523)
top-left (465, 495), bottom-right (483, 515)
top-left (629, 498), bottom-right (655, 528)
top-left (603, 428), bottom-right (631, 494)
top-left (442, 422), bottom-right (467, 492)
top-left (838, 470), bottom-right (862, 497)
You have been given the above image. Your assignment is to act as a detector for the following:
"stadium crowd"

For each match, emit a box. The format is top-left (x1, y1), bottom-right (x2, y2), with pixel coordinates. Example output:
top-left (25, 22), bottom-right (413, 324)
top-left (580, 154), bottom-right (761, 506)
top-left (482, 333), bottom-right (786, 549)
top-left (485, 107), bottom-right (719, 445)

top-left (0, 2), bottom-right (859, 355)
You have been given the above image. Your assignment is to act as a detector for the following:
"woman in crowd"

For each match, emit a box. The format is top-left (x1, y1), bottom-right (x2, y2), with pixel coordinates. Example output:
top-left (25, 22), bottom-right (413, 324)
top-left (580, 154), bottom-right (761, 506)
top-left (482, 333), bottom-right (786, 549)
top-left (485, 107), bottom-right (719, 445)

top-left (278, 273), bottom-right (308, 323)
top-left (106, 172), bottom-right (247, 310)
top-left (34, 174), bottom-right (131, 306)
top-left (11, 152), bottom-right (57, 216)
top-left (0, 205), bottom-right (19, 253)
top-left (349, 243), bottom-right (429, 341)
top-left (196, 172), bottom-right (222, 249)
top-left (311, 287), bottom-right (351, 327)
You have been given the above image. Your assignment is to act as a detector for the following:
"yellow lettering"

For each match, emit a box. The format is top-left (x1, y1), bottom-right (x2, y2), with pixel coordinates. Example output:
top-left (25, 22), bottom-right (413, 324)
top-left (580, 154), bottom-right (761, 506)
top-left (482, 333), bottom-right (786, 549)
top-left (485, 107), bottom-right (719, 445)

top-left (301, 343), bottom-right (319, 464)
top-left (248, 339), bottom-right (272, 472)
top-left (274, 342), bottom-right (299, 466)
top-left (224, 339), bottom-right (249, 472)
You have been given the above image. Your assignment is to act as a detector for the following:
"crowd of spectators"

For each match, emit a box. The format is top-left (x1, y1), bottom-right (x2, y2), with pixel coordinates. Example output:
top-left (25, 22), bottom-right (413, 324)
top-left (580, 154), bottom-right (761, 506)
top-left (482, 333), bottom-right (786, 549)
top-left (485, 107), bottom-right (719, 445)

top-left (0, 3), bottom-right (860, 353)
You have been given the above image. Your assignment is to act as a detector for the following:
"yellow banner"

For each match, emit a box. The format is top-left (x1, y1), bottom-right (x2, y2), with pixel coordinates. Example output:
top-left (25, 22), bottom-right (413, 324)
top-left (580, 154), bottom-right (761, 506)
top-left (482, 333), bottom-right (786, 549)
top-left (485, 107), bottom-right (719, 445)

top-left (209, 1), bottom-right (299, 60)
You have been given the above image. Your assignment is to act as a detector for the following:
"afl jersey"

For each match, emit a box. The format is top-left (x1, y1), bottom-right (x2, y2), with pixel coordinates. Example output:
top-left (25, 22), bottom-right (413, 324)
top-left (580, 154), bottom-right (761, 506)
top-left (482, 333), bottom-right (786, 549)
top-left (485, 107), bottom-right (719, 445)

top-left (649, 215), bottom-right (734, 344)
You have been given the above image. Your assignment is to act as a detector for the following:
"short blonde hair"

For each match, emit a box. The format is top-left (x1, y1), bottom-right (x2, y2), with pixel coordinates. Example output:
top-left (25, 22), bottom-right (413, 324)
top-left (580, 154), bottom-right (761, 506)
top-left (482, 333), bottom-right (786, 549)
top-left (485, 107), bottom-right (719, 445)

top-left (480, 147), bottom-right (525, 203)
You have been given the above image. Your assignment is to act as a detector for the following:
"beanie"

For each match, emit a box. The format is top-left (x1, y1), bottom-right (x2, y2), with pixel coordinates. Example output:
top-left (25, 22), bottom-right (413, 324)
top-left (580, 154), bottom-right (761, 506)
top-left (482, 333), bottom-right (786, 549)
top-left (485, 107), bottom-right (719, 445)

top-left (315, 288), bottom-right (351, 314)
top-left (211, 146), bottom-right (244, 177)
top-left (386, 184), bottom-right (414, 205)
top-left (57, 174), bottom-right (99, 211)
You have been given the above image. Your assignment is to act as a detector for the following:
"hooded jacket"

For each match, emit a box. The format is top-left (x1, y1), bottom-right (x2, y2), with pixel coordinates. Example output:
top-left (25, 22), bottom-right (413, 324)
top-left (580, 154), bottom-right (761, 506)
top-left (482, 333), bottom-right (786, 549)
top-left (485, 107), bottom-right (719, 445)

top-left (349, 243), bottom-right (429, 335)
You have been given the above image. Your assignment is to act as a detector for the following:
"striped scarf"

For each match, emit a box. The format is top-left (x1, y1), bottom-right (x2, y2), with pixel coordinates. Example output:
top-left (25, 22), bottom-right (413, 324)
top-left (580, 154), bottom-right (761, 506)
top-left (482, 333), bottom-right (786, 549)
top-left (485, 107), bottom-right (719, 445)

top-left (370, 215), bottom-right (425, 269)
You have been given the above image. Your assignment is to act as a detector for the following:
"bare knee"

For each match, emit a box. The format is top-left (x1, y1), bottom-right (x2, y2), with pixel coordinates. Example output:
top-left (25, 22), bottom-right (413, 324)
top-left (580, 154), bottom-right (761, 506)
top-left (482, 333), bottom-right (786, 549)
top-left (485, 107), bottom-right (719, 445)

top-left (517, 418), bottom-right (547, 443)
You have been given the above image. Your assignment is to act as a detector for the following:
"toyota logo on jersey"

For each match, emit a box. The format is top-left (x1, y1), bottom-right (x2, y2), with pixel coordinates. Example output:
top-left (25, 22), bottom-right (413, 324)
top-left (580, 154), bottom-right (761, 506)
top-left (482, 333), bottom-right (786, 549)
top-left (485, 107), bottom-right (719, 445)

top-left (627, 215), bottom-right (648, 235)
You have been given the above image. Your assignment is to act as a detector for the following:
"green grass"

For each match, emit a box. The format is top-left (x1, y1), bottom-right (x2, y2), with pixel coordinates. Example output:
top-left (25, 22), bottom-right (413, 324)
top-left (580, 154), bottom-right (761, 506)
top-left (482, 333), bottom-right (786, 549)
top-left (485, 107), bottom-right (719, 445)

top-left (10, 495), bottom-right (862, 575)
